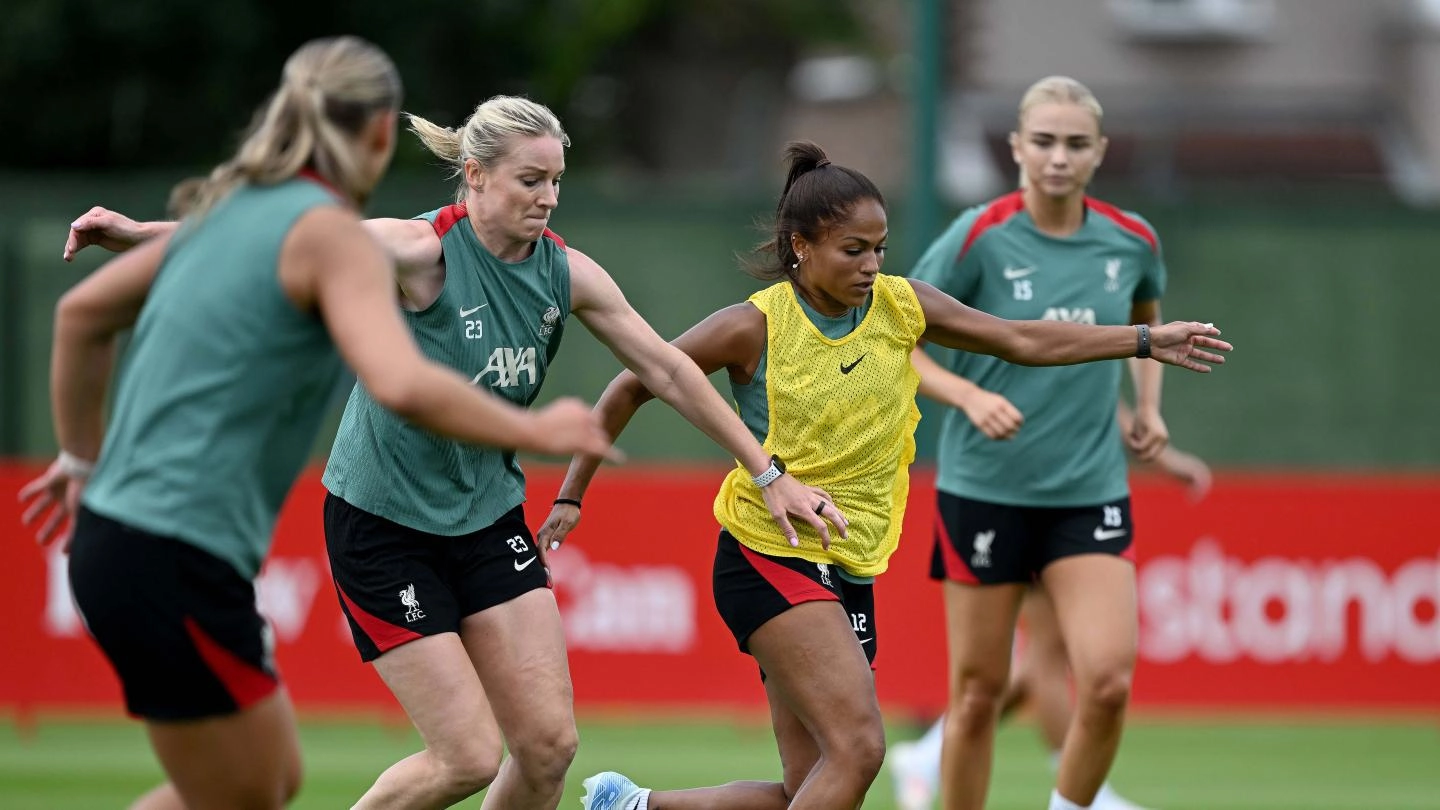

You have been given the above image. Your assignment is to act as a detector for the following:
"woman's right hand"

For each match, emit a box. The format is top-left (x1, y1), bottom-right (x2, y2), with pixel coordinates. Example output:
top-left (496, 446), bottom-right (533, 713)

top-left (64, 207), bottom-right (156, 261)
top-left (528, 398), bottom-right (624, 462)
top-left (17, 458), bottom-right (88, 549)
top-left (536, 501), bottom-right (580, 563)
top-left (960, 388), bottom-right (1024, 440)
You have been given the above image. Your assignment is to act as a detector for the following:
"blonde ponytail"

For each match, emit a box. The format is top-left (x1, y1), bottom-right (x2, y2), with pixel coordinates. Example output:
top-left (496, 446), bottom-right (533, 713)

top-left (177, 36), bottom-right (402, 217)
top-left (408, 95), bottom-right (569, 203)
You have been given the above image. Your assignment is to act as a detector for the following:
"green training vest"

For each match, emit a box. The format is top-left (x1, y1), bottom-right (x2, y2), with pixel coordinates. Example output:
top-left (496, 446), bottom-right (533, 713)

top-left (83, 177), bottom-right (346, 578)
top-left (323, 205), bottom-right (571, 535)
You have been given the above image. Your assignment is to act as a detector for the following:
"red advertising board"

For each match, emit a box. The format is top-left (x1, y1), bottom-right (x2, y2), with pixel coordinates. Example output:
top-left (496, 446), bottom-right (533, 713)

top-left (2, 462), bottom-right (1436, 716)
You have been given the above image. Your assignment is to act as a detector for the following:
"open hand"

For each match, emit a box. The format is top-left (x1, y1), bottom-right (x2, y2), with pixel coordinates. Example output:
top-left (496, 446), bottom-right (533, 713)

top-left (18, 460), bottom-right (86, 549)
top-left (1148, 322), bottom-right (1231, 372)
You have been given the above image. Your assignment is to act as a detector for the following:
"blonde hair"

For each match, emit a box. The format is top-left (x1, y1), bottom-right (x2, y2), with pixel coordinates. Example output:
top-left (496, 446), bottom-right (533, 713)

top-left (407, 95), bottom-right (571, 203)
top-left (178, 36), bottom-right (402, 216)
top-left (1017, 75), bottom-right (1104, 131)
top-left (1014, 76), bottom-right (1104, 189)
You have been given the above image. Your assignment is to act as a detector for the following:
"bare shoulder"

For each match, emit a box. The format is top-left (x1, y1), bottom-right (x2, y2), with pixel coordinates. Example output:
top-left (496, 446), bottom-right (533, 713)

top-left (281, 205), bottom-right (388, 307)
top-left (564, 245), bottom-right (622, 310)
top-left (700, 301), bottom-right (765, 335)
top-left (564, 244), bottom-right (607, 282)
top-left (906, 278), bottom-right (942, 304)
top-left (674, 301), bottom-right (767, 377)
top-left (362, 216), bottom-right (442, 270)
top-left (289, 204), bottom-right (371, 254)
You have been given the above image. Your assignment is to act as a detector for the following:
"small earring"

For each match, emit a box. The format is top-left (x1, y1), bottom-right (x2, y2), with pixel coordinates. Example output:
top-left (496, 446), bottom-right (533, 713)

top-left (791, 262), bottom-right (798, 269)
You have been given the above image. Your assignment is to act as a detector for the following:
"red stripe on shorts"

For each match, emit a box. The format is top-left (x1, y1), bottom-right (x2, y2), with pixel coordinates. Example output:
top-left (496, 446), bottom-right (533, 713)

top-left (1121, 538), bottom-right (1137, 563)
top-left (183, 617), bottom-right (277, 710)
top-left (739, 544), bottom-right (839, 605)
top-left (936, 507), bottom-right (980, 584)
top-left (335, 582), bottom-right (423, 654)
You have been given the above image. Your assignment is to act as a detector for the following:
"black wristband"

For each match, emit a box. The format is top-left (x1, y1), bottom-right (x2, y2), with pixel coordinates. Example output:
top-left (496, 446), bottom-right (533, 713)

top-left (1135, 323), bottom-right (1151, 359)
top-left (554, 498), bottom-right (582, 509)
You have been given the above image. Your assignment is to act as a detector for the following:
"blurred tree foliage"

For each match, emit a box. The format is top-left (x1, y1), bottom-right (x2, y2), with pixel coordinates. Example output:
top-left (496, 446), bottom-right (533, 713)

top-left (0, 0), bottom-right (866, 171)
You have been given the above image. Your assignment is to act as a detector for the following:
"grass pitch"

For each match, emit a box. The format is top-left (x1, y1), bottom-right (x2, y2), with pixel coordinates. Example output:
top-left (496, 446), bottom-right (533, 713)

top-left (0, 712), bottom-right (1435, 808)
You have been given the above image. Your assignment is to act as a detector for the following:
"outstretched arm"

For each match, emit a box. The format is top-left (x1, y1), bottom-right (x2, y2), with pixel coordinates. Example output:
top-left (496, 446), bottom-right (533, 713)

top-left (551, 249), bottom-right (848, 552)
top-left (911, 280), bottom-right (1230, 371)
top-left (63, 207), bottom-right (173, 261)
top-left (63, 205), bottom-right (443, 278)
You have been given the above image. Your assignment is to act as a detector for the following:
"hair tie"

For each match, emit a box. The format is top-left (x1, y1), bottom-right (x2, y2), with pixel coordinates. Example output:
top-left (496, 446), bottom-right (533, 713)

top-left (816, 158), bottom-right (831, 169)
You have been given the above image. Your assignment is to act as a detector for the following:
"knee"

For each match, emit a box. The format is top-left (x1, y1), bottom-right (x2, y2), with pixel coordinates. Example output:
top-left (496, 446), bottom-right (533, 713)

top-left (438, 747), bottom-right (502, 797)
top-left (949, 673), bottom-right (1008, 726)
top-left (820, 720), bottom-right (886, 795)
top-left (1076, 667), bottom-right (1133, 716)
top-left (279, 756), bottom-right (303, 804)
top-left (236, 764), bottom-right (302, 810)
top-left (506, 723), bottom-right (579, 790)
top-left (848, 724), bottom-right (887, 784)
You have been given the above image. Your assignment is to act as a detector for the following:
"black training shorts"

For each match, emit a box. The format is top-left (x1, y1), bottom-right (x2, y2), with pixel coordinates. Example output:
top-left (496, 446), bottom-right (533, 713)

top-left (712, 530), bottom-right (877, 666)
top-left (67, 506), bottom-right (279, 720)
top-left (324, 493), bottom-right (549, 662)
top-left (929, 492), bottom-right (1135, 585)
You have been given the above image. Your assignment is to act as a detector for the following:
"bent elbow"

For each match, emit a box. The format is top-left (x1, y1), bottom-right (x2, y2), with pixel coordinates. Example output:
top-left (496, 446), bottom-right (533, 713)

top-left (54, 289), bottom-right (103, 341)
top-left (365, 369), bottom-right (425, 419)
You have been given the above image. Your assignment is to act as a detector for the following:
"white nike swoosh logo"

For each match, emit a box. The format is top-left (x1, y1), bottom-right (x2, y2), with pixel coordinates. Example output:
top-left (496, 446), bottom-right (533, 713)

top-left (514, 556), bottom-right (538, 571)
top-left (459, 304), bottom-right (487, 317)
top-left (1093, 527), bottom-right (1128, 541)
top-left (1002, 266), bottom-right (1035, 280)
top-left (858, 637), bottom-right (873, 645)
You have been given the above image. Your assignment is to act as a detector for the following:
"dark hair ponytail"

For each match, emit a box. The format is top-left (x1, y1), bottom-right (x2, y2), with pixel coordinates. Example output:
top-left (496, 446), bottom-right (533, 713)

top-left (743, 140), bottom-right (885, 281)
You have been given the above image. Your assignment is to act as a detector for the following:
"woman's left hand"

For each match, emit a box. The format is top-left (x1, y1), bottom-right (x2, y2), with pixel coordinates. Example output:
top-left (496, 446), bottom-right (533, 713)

top-left (1148, 322), bottom-right (1231, 372)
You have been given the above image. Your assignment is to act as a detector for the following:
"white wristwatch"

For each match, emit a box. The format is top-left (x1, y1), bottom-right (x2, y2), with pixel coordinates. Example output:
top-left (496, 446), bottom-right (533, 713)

top-left (750, 455), bottom-right (786, 488)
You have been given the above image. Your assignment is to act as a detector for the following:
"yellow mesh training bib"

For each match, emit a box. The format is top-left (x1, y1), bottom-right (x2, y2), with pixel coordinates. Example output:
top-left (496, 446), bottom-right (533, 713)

top-left (714, 275), bottom-right (926, 576)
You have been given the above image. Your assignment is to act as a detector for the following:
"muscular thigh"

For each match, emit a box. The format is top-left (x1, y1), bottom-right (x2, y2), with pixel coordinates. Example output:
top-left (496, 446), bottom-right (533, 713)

top-left (460, 588), bottom-right (574, 740)
top-left (1039, 554), bottom-right (1138, 680)
top-left (749, 601), bottom-right (881, 751)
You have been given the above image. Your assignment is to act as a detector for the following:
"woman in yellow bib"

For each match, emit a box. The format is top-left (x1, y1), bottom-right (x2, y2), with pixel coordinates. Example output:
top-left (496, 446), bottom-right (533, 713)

top-left (544, 141), bottom-right (1230, 810)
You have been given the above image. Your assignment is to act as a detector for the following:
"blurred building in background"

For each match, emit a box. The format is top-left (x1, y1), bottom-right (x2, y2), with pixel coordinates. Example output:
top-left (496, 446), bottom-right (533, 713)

top-left (786, 0), bottom-right (1440, 205)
